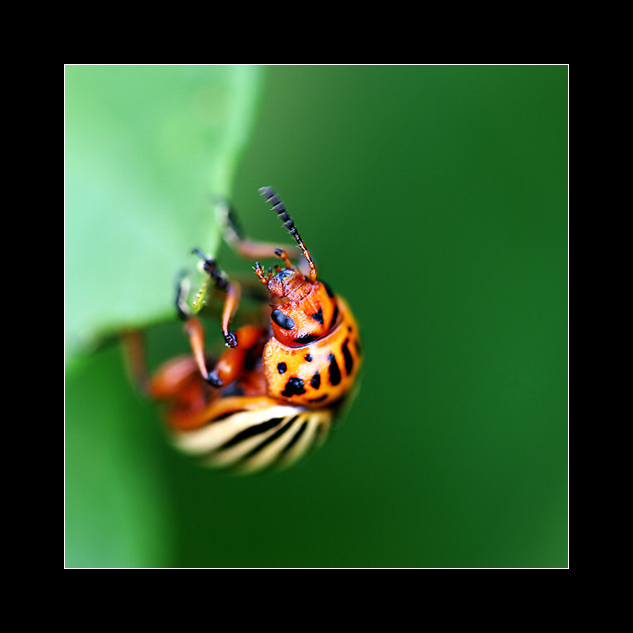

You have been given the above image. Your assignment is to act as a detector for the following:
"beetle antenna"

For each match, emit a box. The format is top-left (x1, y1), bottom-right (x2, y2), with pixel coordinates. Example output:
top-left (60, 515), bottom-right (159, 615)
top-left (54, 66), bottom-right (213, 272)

top-left (259, 187), bottom-right (317, 282)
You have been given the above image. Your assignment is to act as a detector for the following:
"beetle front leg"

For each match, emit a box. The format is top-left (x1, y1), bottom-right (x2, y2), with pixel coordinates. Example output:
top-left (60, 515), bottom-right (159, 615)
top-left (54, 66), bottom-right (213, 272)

top-left (180, 252), bottom-right (263, 385)
top-left (183, 317), bottom-right (265, 388)
top-left (190, 249), bottom-right (241, 349)
top-left (205, 324), bottom-right (267, 387)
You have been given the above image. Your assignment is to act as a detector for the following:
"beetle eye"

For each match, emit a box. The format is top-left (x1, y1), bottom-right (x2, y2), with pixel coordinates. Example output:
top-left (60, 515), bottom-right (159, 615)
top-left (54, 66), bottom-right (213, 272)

top-left (271, 308), bottom-right (296, 330)
top-left (273, 269), bottom-right (293, 282)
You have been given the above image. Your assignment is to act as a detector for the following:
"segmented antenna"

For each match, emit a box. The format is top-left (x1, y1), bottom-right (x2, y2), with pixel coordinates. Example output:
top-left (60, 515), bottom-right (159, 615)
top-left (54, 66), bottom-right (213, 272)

top-left (259, 187), bottom-right (317, 282)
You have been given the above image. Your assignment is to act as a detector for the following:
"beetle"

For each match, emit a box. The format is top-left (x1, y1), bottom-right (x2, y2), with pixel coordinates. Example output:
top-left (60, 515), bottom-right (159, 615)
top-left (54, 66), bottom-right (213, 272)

top-left (128, 187), bottom-right (361, 474)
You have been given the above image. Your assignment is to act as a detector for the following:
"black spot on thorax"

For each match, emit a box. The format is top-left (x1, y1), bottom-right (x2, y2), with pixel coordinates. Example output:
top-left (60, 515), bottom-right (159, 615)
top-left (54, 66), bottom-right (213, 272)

top-left (281, 376), bottom-right (306, 397)
top-left (329, 305), bottom-right (339, 330)
top-left (328, 353), bottom-right (341, 386)
top-left (341, 338), bottom-right (354, 375)
top-left (294, 333), bottom-right (319, 345)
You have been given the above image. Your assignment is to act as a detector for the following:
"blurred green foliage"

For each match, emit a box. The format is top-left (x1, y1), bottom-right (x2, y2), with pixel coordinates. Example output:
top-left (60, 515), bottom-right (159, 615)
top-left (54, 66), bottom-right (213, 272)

top-left (65, 65), bottom-right (567, 568)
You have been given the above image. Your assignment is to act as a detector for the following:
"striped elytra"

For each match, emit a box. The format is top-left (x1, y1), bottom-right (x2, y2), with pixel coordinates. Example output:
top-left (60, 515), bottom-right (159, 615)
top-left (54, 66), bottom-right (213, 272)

top-left (172, 403), bottom-right (333, 475)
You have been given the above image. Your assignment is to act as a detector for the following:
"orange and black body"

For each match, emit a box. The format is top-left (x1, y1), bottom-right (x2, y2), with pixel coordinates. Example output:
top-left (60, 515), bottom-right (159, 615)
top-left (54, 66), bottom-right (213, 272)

top-left (263, 295), bottom-right (361, 409)
top-left (140, 187), bottom-right (362, 474)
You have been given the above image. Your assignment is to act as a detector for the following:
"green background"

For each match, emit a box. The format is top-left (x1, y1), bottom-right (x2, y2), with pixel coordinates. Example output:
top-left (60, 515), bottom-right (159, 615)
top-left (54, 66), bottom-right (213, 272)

top-left (66, 65), bottom-right (567, 567)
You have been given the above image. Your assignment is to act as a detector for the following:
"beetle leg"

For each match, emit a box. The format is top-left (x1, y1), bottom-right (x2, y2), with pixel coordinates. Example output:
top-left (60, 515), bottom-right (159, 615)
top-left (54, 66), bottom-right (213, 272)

top-left (121, 329), bottom-right (150, 395)
top-left (182, 316), bottom-right (215, 384)
top-left (183, 318), bottom-right (265, 387)
top-left (190, 250), bottom-right (241, 348)
top-left (182, 253), bottom-right (266, 385)
top-left (205, 324), bottom-right (266, 387)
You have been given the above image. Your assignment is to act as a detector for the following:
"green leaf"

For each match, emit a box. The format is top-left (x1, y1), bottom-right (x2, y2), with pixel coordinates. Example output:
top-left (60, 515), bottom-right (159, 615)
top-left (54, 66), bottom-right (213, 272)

top-left (65, 65), bottom-right (264, 360)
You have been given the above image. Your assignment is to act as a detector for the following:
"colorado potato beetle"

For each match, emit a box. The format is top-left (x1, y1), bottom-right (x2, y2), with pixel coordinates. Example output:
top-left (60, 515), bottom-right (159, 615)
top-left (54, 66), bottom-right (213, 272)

top-left (128, 187), bottom-right (361, 474)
